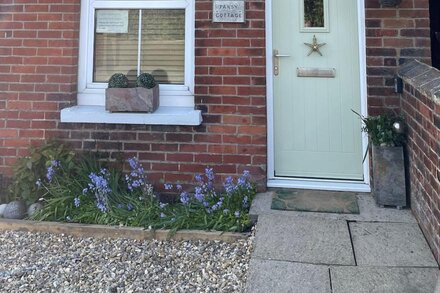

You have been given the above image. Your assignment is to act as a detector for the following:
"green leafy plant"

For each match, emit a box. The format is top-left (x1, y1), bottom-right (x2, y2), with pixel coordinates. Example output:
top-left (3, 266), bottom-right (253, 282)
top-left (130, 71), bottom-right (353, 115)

top-left (31, 151), bottom-right (256, 232)
top-left (108, 73), bottom-right (129, 88)
top-left (136, 73), bottom-right (157, 89)
top-left (155, 168), bottom-right (256, 232)
top-left (353, 111), bottom-right (405, 147)
top-left (9, 141), bottom-right (76, 204)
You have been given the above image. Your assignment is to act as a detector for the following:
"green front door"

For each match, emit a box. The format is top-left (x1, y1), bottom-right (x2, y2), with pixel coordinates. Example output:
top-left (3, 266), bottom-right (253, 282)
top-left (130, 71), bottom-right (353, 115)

top-left (273, 0), bottom-right (364, 180)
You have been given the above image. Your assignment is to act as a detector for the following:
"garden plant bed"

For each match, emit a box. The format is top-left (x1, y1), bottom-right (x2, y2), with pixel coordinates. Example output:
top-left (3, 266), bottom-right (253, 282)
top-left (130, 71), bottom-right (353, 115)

top-left (6, 142), bottom-right (257, 236)
top-left (0, 218), bottom-right (249, 243)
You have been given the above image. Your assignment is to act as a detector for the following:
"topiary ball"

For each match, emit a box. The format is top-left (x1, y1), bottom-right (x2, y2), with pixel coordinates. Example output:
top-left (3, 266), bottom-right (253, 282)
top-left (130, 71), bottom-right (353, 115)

top-left (108, 73), bottom-right (129, 88)
top-left (136, 73), bottom-right (157, 89)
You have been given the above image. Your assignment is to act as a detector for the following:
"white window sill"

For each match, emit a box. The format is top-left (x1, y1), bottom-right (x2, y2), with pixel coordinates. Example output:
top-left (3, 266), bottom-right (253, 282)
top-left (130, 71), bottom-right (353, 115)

top-left (60, 105), bottom-right (203, 125)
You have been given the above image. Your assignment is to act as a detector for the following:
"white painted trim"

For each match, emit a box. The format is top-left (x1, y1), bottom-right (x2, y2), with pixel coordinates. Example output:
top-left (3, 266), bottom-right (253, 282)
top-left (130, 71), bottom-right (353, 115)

top-left (78, 0), bottom-right (194, 108)
top-left (358, 0), bottom-right (370, 187)
top-left (267, 179), bottom-right (371, 193)
top-left (266, 0), bottom-right (370, 190)
top-left (61, 106), bottom-right (202, 125)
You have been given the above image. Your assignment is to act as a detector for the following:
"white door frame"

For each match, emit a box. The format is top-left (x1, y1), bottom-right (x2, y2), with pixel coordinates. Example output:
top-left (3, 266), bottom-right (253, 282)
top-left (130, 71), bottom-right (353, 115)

top-left (266, 0), bottom-right (371, 192)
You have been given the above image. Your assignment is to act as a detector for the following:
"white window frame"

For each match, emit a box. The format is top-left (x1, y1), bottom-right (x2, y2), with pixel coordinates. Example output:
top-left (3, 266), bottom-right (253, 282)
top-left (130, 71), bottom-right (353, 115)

top-left (61, 0), bottom-right (202, 125)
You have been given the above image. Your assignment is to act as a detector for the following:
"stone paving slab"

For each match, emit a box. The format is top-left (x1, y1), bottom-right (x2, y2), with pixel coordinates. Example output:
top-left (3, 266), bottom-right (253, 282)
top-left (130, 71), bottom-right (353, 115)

top-left (250, 192), bottom-right (416, 223)
top-left (331, 266), bottom-right (439, 293)
top-left (350, 222), bottom-right (438, 267)
top-left (245, 259), bottom-right (330, 293)
top-left (253, 214), bottom-right (355, 265)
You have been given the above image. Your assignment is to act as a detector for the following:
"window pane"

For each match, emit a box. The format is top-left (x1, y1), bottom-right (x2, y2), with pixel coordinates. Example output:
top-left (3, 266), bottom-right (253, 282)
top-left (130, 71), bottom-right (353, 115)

top-left (94, 10), bottom-right (139, 83)
top-left (140, 9), bottom-right (185, 84)
top-left (304, 0), bottom-right (324, 28)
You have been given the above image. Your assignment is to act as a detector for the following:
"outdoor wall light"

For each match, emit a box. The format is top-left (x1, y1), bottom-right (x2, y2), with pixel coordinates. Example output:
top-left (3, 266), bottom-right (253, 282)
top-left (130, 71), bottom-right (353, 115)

top-left (379, 0), bottom-right (402, 7)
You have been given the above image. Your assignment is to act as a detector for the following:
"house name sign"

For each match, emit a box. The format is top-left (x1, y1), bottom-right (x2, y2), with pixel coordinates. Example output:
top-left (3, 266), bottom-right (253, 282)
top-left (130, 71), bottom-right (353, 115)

top-left (212, 0), bottom-right (245, 23)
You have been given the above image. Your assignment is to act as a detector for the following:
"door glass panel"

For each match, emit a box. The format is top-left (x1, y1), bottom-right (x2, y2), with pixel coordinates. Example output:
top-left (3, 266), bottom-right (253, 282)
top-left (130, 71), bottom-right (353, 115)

top-left (300, 0), bottom-right (329, 32)
top-left (304, 0), bottom-right (324, 28)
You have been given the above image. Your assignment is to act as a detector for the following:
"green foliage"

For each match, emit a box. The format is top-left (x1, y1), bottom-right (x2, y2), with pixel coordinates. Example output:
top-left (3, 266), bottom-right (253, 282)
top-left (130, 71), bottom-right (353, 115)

top-left (136, 73), bottom-right (157, 89)
top-left (151, 169), bottom-right (256, 233)
top-left (9, 141), bottom-right (75, 204)
top-left (108, 73), bottom-right (129, 88)
top-left (353, 111), bottom-right (406, 147)
top-left (30, 152), bottom-right (256, 232)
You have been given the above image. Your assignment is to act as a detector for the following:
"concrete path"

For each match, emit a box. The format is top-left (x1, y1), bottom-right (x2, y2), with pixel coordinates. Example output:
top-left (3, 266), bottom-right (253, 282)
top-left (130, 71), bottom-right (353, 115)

top-left (246, 192), bottom-right (440, 293)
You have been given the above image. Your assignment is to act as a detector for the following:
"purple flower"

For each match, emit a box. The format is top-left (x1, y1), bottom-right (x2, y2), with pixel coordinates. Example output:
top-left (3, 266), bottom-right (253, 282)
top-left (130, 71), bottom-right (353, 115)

top-left (205, 167), bottom-right (215, 181)
top-left (86, 169), bottom-right (111, 213)
top-left (195, 174), bottom-right (203, 182)
top-left (164, 183), bottom-right (173, 190)
top-left (176, 184), bottom-right (182, 191)
top-left (126, 157), bottom-right (147, 191)
top-left (73, 197), bottom-right (80, 208)
top-left (194, 186), bottom-right (205, 202)
top-left (96, 201), bottom-right (107, 213)
top-left (127, 203), bottom-right (134, 211)
top-left (46, 160), bottom-right (60, 182)
top-left (180, 191), bottom-right (190, 205)
top-left (234, 211), bottom-right (240, 218)
top-left (223, 176), bottom-right (236, 195)
top-left (128, 157), bottom-right (138, 170)
top-left (159, 202), bottom-right (167, 209)
top-left (160, 212), bottom-right (166, 218)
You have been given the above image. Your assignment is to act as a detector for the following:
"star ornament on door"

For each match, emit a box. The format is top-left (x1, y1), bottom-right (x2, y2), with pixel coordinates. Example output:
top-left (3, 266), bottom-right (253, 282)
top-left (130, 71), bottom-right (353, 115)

top-left (304, 35), bottom-right (326, 56)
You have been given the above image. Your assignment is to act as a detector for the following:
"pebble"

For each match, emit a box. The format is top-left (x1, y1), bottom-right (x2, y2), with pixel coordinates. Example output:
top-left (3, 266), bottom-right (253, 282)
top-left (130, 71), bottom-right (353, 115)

top-left (0, 229), bottom-right (255, 292)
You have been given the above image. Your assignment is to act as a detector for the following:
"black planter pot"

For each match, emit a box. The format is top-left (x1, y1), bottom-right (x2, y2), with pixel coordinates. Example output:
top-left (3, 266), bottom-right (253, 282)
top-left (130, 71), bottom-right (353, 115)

top-left (379, 0), bottom-right (402, 7)
top-left (372, 145), bottom-right (407, 208)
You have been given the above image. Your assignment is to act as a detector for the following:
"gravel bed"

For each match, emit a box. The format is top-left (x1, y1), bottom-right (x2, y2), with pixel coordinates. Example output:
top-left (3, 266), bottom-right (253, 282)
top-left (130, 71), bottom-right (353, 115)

top-left (0, 229), bottom-right (254, 292)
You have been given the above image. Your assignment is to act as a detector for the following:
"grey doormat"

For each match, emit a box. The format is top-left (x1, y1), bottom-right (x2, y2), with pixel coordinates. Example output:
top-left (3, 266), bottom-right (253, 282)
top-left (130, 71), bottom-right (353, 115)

top-left (271, 189), bottom-right (360, 214)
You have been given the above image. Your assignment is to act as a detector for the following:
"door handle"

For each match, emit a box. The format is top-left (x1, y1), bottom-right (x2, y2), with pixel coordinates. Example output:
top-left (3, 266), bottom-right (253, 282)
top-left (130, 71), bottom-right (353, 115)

top-left (273, 49), bottom-right (290, 76)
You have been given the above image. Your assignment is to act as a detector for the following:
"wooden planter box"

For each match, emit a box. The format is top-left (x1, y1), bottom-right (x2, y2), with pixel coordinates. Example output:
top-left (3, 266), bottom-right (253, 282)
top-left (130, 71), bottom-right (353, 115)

top-left (105, 85), bottom-right (159, 113)
top-left (372, 145), bottom-right (407, 208)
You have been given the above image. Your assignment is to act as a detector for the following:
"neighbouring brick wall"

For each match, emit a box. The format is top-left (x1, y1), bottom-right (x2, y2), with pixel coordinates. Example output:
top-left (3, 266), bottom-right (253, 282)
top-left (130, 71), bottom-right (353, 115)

top-left (365, 0), bottom-right (431, 115)
top-left (399, 60), bottom-right (440, 262)
top-left (0, 0), bottom-right (267, 190)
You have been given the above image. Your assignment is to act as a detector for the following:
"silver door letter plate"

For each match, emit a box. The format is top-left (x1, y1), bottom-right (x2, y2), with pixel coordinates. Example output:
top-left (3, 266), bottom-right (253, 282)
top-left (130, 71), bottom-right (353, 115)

top-left (213, 0), bottom-right (245, 23)
top-left (297, 67), bottom-right (336, 78)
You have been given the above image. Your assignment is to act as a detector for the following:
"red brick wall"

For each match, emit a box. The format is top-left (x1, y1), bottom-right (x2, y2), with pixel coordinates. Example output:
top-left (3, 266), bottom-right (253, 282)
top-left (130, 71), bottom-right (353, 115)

top-left (0, 0), bottom-right (267, 189)
top-left (0, 0), bottom-right (80, 177)
top-left (365, 0), bottom-right (431, 115)
top-left (400, 61), bottom-right (440, 262)
top-left (0, 0), bottom-right (433, 190)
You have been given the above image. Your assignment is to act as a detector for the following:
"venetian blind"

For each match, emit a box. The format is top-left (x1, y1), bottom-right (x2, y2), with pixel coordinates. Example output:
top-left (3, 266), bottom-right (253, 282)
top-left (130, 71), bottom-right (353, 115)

top-left (93, 9), bottom-right (185, 85)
